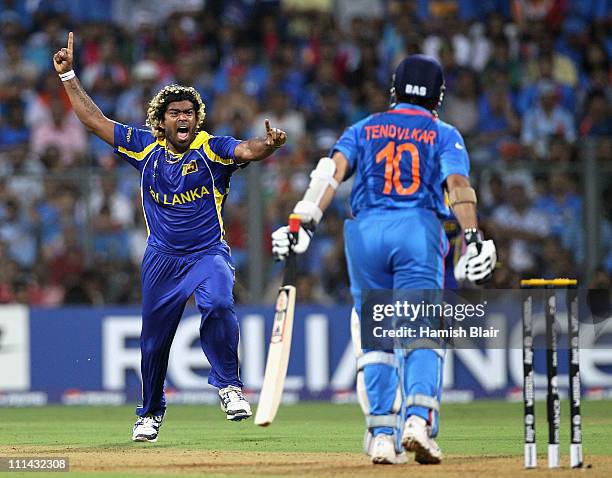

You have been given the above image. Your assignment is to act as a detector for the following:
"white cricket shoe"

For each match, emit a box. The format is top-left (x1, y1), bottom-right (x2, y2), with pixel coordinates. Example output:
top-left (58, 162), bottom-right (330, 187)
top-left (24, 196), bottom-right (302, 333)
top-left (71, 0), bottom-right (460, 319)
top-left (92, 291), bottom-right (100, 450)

top-left (219, 385), bottom-right (252, 421)
top-left (370, 434), bottom-right (408, 465)
top-left (401, 415), bottom-right (442, 464)
top-left (132, 414), bottom-right (164, 442)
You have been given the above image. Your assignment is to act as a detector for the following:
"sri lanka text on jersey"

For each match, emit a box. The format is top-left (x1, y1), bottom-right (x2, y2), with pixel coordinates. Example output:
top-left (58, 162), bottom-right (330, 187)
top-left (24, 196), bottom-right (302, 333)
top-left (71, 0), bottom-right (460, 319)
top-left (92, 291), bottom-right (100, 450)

top-left (149, 185), bottom-right (211, 206)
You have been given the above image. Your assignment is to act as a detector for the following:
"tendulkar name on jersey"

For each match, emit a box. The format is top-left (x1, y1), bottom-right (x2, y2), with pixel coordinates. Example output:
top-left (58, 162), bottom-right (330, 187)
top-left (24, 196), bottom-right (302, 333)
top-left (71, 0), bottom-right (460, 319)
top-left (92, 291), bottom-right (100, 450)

top-left (332, 103), bottom-right (470, 218)
top-left (114, 123), bottom-right (242, 255)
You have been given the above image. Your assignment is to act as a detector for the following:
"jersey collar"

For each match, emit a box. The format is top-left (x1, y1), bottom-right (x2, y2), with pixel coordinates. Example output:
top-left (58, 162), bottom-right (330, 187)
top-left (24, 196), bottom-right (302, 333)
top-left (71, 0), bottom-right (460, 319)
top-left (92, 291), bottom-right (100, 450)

top-left (387, 103), bottom-right (435, 119)
top-left (156, 131), bottom-right (210, 156)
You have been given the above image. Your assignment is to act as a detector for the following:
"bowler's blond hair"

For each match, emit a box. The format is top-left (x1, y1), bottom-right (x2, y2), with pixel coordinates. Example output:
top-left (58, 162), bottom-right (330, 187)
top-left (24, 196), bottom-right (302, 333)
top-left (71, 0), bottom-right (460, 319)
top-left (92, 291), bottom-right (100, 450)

top-left (146, 85), bottom-right (206, 140)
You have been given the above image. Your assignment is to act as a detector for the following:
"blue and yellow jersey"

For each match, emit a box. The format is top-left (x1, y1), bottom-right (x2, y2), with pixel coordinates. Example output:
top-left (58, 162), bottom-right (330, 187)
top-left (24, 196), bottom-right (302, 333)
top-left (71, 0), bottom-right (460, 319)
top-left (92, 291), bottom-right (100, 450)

top-left (114, 123), bottom-right (241, 255)
top-left (331, 103), bottom-right (470, 218)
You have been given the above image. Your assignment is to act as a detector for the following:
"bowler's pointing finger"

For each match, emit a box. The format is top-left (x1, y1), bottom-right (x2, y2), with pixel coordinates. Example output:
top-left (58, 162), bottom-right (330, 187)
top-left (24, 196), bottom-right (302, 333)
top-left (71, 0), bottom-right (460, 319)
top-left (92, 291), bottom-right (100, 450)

top-left (67, 32), bottom-right (73, 53)
top-left (264, 118), bottom-right (271, 132)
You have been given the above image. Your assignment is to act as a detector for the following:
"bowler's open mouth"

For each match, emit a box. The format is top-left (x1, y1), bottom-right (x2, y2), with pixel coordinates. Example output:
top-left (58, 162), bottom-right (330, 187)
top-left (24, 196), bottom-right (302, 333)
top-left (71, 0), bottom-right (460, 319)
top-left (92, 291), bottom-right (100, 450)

top-left (177, 126), bottom-right (189, 141)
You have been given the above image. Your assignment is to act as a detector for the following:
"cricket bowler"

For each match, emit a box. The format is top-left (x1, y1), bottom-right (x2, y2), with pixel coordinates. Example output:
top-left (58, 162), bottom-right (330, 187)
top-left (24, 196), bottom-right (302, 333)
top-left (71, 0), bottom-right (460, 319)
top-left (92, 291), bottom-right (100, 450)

top-left (53, 32), bottom-right (287, 442)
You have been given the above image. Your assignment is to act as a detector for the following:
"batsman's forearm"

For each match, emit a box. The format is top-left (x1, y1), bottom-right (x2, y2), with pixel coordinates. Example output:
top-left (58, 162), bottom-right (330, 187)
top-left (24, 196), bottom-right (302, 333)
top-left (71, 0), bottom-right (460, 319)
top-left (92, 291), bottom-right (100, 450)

top-left (235, 138), bottom-right (278, 162)
top-left (446, 173), bottom-right (478, 231)
top-left (61, 77), bottom-right (115, 145)
top-left (316, 185), bottom-right (337, 215)
top-left (451, 203), bottom-right (478, 230)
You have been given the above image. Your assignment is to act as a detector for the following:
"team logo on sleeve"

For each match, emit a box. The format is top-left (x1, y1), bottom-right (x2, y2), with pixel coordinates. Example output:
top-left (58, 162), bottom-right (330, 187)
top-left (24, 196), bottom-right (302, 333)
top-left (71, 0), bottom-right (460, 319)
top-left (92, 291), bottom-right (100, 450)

top-left (126, 127), bottom-right (133, 143)
top-left (182, 160), bottom-right (198, 176)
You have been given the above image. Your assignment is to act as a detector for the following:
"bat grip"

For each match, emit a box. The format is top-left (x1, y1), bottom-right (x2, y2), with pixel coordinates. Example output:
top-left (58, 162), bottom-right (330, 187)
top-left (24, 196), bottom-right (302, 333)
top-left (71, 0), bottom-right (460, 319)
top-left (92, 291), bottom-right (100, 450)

top-left (281, 214), bottom-right (300, 286)
top-left (283, 250), bottom-right (297, 286)
top-left (288, 213), bottom-right (301, 249)
top-left (288, 213), bottom-right (301, 231)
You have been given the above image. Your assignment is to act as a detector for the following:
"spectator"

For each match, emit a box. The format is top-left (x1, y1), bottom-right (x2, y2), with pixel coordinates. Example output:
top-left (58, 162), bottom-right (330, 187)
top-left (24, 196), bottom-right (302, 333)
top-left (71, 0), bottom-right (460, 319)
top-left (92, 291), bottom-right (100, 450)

top-left (302, 59), bottom-right (350, 118)
top-left (441, 67), bottom-right (480, 137)
top-left (491, 183), bottom-right (550, 274)
top-left (28, 262), bottom-right (64, 306)
top-left (511, 0), bottom-right (564, 28)
top-left (534, 172), bottom-right (582, 239)
top-left (0, 39), bottom-right (39, 98)
top-left (306, 89), bottom-right (347, 156)
top-left (128, 195), bottom-right (148, 266)
top-left (535, 35), bottom-right (579, 88)
top-left (85, 175), bottom-right (134, 229)
top-left (521, 80), bottom-right (576, 159)
top-left (30, 96), bottom-right (88, 165)
top-left (169, 52), bottom-right (214, 109)
top-left (266, 46), bottom-right (307, 107)
top-left (479, 173), bottom-right (506, 217)
top-left (216, 110), bottom-right (254, 142)
top-left (482, 39), bottom-right (521, 90)
top-left (22, 13), bottom-right (64, 72)
top-left (35, 183), bottom-right (82, 260)
top-left (210, 68), bottom-right (258, 130)
top-left (3, 144), bottom-right (45, 204)
top-left (579, 90), bottom-right (611, 137)
top-left (92, 204), bottom-right (130, 262)
top-left (63, 269), bottom-right (105, 305)
top-left (25, 71), bottom-right (71, 126)
top-left (47, 226), bottom-right (84, 286)
top-left (474, 84), bottom-right (520, 163)
top-left (0, 100), bottom-right (30, 148)
top-left (296, 273), bottom-right (332, 305)
top-left (517, 52), bottom-right (576, 116)
top-left (212, 40), bottom-right (268, 100)
top-left (548, 135), bottom-right (575, 164)
top-left (80, 36), bottom-right (129, 117)
top-left (0, 254), bottom-right (20, 303)
top-left (539, 237), bottom-right (576, 280)
top-left (253, 87), bottom-right (306, 147)
top-left (0, 198), bottom-right (37, 268)
top-left (379, 5), bottom-right (418, 71)
top-left (81, 36), bottom-right (129, 92)
top-left (115, 60), bottom-right (161, 126)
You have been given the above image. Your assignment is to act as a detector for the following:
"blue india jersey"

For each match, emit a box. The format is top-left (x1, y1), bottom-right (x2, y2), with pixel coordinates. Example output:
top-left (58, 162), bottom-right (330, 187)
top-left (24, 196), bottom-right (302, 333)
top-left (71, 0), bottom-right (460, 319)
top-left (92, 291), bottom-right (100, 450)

top-left (331, 103), bottom-right (470, 218)
top-left (114, 123), bottom-right (241, 254)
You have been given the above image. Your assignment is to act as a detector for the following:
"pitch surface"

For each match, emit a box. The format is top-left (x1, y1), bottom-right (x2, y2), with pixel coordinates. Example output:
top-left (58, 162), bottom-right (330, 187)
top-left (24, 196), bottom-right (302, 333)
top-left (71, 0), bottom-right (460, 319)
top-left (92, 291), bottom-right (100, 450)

top-left (0, 401), bottom-right (610, 477)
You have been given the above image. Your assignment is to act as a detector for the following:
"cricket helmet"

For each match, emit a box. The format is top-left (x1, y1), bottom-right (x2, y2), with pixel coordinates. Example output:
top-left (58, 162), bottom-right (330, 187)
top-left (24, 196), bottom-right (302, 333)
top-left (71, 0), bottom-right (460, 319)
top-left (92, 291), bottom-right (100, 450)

top-left (390, 54), bottom-right (445, 110)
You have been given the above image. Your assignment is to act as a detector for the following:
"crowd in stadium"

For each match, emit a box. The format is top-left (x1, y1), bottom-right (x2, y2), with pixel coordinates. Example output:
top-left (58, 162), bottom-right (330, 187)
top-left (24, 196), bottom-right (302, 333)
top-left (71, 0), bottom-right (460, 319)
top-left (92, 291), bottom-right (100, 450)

top-left (0, 0), bottom-right (609, 305)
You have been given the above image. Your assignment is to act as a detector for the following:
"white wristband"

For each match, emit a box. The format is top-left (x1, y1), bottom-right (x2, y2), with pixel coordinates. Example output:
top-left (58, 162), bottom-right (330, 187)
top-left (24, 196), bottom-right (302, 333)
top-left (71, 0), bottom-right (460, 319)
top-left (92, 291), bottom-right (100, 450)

top-left (59, 70), bottom-right (75, 81)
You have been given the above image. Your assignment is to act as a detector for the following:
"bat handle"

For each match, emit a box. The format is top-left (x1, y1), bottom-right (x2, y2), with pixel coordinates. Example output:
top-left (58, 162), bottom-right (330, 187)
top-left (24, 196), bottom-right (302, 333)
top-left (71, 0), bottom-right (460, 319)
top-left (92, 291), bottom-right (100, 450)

top-left (282, 214), bottom-right (300, 286)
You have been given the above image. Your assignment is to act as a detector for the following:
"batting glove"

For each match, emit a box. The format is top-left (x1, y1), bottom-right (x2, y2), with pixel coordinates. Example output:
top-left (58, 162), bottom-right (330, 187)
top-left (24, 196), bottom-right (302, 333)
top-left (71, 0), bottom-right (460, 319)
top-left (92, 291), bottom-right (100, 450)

top-left (271, 225), bottom-right (312, 261)
top-left (454, 229), bottom-right (497, 285)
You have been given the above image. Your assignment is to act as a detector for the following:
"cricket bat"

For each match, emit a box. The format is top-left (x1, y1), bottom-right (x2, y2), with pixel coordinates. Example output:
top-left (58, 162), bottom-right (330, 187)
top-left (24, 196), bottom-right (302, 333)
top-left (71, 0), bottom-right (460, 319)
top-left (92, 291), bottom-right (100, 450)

top-left (255, 214), bottom-right (301, 426)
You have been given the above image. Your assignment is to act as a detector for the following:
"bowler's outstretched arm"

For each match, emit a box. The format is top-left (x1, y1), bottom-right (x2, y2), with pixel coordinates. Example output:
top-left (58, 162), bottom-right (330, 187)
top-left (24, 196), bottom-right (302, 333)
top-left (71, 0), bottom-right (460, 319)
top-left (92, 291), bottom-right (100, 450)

top-left (53, 32), bottom-right (115, 145)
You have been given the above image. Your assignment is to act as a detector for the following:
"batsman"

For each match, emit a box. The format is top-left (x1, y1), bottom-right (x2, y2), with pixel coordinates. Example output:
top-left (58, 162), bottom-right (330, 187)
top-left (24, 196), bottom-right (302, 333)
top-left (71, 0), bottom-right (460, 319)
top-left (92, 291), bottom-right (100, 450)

top-left (272, 55), bottom-right (496, 464)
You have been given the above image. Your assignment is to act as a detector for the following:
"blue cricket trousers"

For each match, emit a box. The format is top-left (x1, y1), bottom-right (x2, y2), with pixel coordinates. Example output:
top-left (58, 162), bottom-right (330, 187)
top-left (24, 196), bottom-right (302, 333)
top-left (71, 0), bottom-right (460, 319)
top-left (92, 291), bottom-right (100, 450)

top-left (137, 244), bottom-right (242, 417)
top-left (344, 208), bottom-right (448, 436)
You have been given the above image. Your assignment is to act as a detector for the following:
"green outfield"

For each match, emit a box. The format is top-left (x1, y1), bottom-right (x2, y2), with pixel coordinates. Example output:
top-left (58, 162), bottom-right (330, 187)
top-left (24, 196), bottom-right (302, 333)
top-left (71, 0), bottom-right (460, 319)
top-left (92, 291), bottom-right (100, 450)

top-left (0, 400), bottom-right (610, 477)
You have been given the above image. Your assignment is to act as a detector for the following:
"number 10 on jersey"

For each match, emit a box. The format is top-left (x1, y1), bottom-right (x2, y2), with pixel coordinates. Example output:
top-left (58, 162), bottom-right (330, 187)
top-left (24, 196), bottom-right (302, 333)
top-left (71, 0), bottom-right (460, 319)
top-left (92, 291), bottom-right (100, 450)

top-left (375, 141), bottom-right (420, 195)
